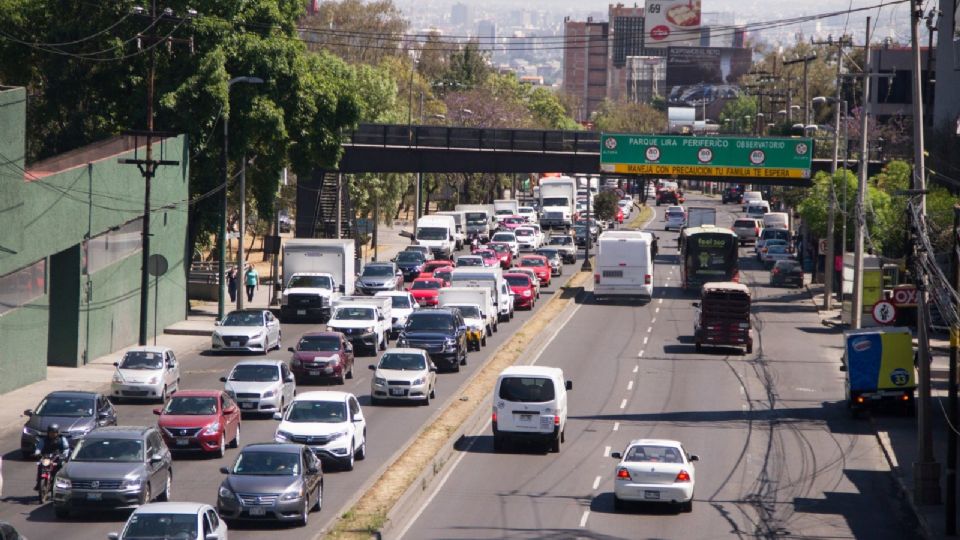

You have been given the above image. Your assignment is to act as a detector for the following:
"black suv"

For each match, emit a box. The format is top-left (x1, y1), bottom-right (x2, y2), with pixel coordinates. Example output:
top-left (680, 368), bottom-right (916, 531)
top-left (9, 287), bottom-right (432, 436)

top-left (722, 186), bottom-right (742, 204)
top-left (397, 308), bottom-right (468, 372)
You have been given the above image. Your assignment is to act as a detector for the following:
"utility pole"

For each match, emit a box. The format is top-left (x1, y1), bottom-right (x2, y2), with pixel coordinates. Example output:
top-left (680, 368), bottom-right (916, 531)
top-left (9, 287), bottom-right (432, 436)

top-left (949, 204), bottom-right (960, 535)
top-left (122, 3), bottom-right (192, 345)
top-left (236, 156), bottom-right (247, 310)
top-left (911, 0), bottom-right (940, 506)
top-left (785, 54), bottom-right (817, 127)
top-left (336, 173), bottom-right (343, 239)
top-left (851, 18), bottom-right (872, 330)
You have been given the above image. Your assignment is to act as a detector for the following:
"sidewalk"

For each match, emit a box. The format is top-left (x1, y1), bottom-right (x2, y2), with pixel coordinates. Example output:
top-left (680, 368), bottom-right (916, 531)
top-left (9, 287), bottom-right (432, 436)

top-left (805, 282), bottom-right (952, 539)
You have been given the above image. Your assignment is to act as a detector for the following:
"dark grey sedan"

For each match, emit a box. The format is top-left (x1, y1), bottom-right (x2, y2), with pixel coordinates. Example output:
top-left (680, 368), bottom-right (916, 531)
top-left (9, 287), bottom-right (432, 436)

top-left (534, 248), bottom-right (564, 276)
top-left (217, 443), bottom-right (323, 527)
top-left (52, 426), bottom-right (173, 519)
top-left (21, 390), bottom-right (117, 459)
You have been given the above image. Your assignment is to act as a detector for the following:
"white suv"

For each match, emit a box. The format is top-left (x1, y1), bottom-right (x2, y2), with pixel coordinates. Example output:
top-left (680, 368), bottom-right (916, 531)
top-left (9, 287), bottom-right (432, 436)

top-left (274, 391), bottom-right (367, 470)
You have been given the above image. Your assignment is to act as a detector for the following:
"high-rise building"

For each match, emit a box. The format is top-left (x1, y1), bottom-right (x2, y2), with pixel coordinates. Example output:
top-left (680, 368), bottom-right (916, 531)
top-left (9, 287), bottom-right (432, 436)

top-left (451, 3), bottom-right (471, 27)
top-left (562, 17), bottom-right (610, 121)
top-left (478, 20), bottom-right (497, 44)
top-left (607, 4), bottom-right (645, 102)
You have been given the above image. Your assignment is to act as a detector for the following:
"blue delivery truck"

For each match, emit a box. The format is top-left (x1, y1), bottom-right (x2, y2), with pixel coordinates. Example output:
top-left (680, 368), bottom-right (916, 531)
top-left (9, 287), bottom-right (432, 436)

top-left (843, 327), bottom-right (916, 416)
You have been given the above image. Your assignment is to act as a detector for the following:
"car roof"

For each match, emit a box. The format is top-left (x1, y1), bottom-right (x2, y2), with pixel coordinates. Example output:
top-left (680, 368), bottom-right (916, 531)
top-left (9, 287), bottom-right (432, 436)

top-left (365, 262), bottom-right (394, 267)
top-left (124, 345), bottom-right (174, 354)
top-left (87, 425), bottom-right (152, 438)
top-left (293, 390), bottom-right (353, 402)
top-left (627, 438), bottom-right (684, 447)
top-left (382, 347), bottom-right (427, 356)
top-left (410, 307), bottom-right (457, 316)
top-left (240, 442), bottom-right (304, 454)
top-left (702, 281), bottom-right (751, 294)
top-left (231, 359), bottom-right (286, 367)
top-left (133, 501), bottom-right (210, 514)
top-left (46, 390), bottom-right (99, 399)
top-left (300, 331), bottom-right (343, 338)
top-left (375, 291), bottom-right (411, 297)
top-left (168, 389), bottom-right (221, 398)
top-left (499, 365), bottom-right (563, 378)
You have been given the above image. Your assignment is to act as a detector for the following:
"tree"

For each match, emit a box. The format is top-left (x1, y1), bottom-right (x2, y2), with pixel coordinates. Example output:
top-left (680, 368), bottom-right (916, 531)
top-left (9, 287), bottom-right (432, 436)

top-left (300, 0), bottom-right (408, 65)
top-left (718, 95), bottom-right (758, 134)
top-left (440, 40), bottom-right (490, 93)
top-left (592, 99), bottom-right (666, 133)
top-left (799, 169), bottom-right (896, 253)
top-left (593, 191), bottom-right (620, 222)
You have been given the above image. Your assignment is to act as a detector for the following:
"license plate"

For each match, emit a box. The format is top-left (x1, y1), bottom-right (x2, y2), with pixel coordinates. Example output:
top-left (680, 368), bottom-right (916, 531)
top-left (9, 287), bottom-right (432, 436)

top-left (390, 388), bottom-right (406, 396)
top-left (176, 438), bottom-right (189, 446)
top-left (297, 309), bottom-right (306, 315)
top-left (87, 492), bottom-right (102, 501)
top-left (241, 402), bottom-right (255, 409)
top-left (308, 370), bottom-right (320, 376)
top-left (230, 341), bottom-right (240, 348)
top-left (249, 507), bottom-right (266, 516)
top-left (644, 490), bottom-right (660, 500)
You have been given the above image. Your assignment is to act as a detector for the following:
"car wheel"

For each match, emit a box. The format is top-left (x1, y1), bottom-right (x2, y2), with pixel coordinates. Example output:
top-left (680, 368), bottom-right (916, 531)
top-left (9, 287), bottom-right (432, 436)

top-left (460, 348), bottom-right (467, 366)
top-left (695, 342), bottom-right (702, 353)
top-left (481, 334), bottom-right (487, 347)
top-left (231, 425), bottom-right (241, 448)
top-left (142, 483), bottom-right (152, 505)
top-left (681, 499), bottom-right (693, 513)
top-left (430, 385), bottom-right (436, 399)
top-left (344, 442), bottom-right (355, 471)
top-left (313, 482), bottom-right (323, 511)
top-left (356, 432), bottom-right (366, 460)
top-left (422, 392), bottom-right (430, 406)
top-left (298, 498), bottom-right (309, 527)
top-left (550, 434), bottom-right (561, 453)
top-left (216, 434), bottom-right (226, 459)
top-left (158, 471), bottom-right (172, 501)
top-left (337, 369), bottom-right (346, 385)
top-left (493, 434), bottom-right (504, 452)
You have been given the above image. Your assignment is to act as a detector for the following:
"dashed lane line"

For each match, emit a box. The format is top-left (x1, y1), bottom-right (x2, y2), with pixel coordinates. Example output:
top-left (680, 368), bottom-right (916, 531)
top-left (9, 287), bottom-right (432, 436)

top-left (633, 365), bottom-right (639, 373)
top-left (620, 398), bottom-right (628, 409)
top-left (592, 476), bottom-right (602, 490)
top-left (603, 445), bottom-right (611, 457)
top-left (627, 381), bottom-right (634, 391)
top-left (613, 422), bottom-right (620, 432)
top-left (646, 326), bottom-right (653, 333)
top-left (579, 510), bottom-right (590, 527)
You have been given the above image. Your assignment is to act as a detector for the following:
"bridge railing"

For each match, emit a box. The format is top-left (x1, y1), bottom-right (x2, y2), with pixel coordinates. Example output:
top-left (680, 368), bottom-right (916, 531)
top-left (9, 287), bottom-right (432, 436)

top-left (344, 124), bottom-right (601, 154)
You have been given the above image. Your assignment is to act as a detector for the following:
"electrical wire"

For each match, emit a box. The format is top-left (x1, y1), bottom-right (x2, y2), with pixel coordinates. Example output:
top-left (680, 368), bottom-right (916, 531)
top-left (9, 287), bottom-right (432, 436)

top-left (0, 10), bottom-right (135, 47)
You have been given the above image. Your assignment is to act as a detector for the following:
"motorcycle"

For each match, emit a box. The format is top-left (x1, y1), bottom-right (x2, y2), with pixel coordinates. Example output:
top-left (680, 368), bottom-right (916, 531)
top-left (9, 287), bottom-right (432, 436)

top-left (36, 453), bottom-right (62, 504)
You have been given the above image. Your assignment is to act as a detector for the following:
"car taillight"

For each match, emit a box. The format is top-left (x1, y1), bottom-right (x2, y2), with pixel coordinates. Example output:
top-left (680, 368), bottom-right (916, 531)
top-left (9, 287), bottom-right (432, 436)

top-left (492, 409), bottom-right (497, 423)
top-left (595, 273), bottom-right (600, 284)
top-left (554, 415), bottom-right (560, 426)
top-left (675, 470), bottom-right (691, 482)
top-left (644, 274), bottom-right (651, 285)
top-left (617, 468), bottom-right (632, 481)
top-left (772, 268), bottom-right (780, 274)
top-left (755, 227), bottom-right (759, 235)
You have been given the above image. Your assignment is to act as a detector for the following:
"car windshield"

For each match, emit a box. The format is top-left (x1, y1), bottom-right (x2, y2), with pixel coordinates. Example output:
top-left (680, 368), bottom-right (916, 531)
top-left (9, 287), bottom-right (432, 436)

top-left (765, 240), bottom-right (788, 247)
top-left (536, 250), bottom-right (558, 258)
top-left (285, 401), bottom-right (347, 423)
top-left (520, 258), bottom-right (544, 267)
top-left (72, 438), bottom-right (143, 463)
top-left (229, 365), bottom-right (279, 382)
top-left (287, 275), bottom-right (332, 289)
top-left (624, 445), bottom-right (684, 463)
top-left (476, 250), bottom-right (496, 259)
top-left (465, 212), bottom-right (487, 223)
top-left (763, 230), bottom-right (791, 241)
top-left (379, 353), bottom-right (427, 371)
top-left (163, 396), bottom-right (217, 416)
top-left (454, 305), bottom-right (481, 318)
top-left (549, 237), bottom-right (572, 245)
top-left (489, 243), bottom-right (508, 253)
top-left (515, 229), bottom-right (532, 237)
top-left (406, 313), bottom-right (454, 332)
top-left (498, 377), bottom-right (555, 402)
top-left (492, 234), bottom-right (514, 243)
top-left (504, 275), bottom-right (531, 287)
top-left (411, 280), bottom-right (441, 290)
top-left (221, 312), bottom-right (263, 327)
top-left (386, 296), bottom-right (411, 309)
top-left (767, 245), bottom-right (788, 254)
top-left (232, 451), bottom-right (300, 475)
top-left (542, 197), bottom-right (568, 207)
top-left (362, 266), bottom-right (394, 277)
top-left (297, 335), bottom-right (341, 352)
top-left (119, 351), bottom-right (164, 370)
top-left (734, 220), bottom-right (756, 228)
top-left (395, 252), bottom-right (423, 263)
top-left (122, 513), bottom-right (198, 539)
top-left (417, 227), bottom-right (448, 241)
top-left (434, 270), bottom-right (451, 282)
top-left (775, 261), bottom-right (800, 271)
top-left (35, 396), bottom-right (94, 417)
top-left (333, 307), bottom-right (375, 320)
top-left (456, 258), bottom-right (482, 267)
top-left (496, 210), bottom-right (514, 216)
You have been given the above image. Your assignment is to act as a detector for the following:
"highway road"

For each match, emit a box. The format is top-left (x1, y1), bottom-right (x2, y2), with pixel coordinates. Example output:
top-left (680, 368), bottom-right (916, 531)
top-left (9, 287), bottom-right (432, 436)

top-left (0, 219), bottom-right (597, 539)
top-left (396, 195), bottom-right (917, 540)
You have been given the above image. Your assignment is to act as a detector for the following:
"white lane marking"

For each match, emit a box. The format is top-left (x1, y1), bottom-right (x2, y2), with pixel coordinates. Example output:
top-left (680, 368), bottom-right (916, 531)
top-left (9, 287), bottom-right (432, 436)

top-left (592, 476), bottom-right (602, 490)
top-left (646, 326), bottom-right (653, 333)
top-left (579, 510), bottom-right (590, 528)
top-left (651, 317), bottom-right (657, 324)
top-left (613, 421), bottom-right (620, 432)
top-left (633, 365), bottom-right (639, 373)
top-left (620, 398), bottom-right (628, 409)
top-left (878, 431), bottom-right (898, 468)
top-left (637, 350), bottom-right (644, 357)
top-left (655, 307), bottom-right (660, 314)
top-left (658, 298), bottom-right (664, 304)
top-left (627, 381), bottom-right (634, 391)
top-left (603, 445), bottom-right (611, 457)
top-left (643, 336), bottom-right (649, 345)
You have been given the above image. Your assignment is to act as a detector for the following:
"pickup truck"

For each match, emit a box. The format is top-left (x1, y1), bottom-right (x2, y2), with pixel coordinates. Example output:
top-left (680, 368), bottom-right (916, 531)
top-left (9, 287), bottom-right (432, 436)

top-left (732, 218), bottom-right (763, 246)
top-left (327, 296), bottom-right (393, 356)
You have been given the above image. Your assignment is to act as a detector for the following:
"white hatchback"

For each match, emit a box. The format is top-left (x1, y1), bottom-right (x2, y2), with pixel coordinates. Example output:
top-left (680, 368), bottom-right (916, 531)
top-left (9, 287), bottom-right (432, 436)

top-left (111, 346), bottom-right (180, 403)
top-left (108, 501), bottom-right (228, 540)
top-left (611, 438), bottom-right (698, 512)
top-left (490, 231), bottom-right (519, 257)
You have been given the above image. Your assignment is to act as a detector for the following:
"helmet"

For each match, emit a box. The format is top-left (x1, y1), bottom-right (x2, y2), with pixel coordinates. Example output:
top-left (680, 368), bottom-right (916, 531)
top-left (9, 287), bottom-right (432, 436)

top-left (47, 424), bottom-right (60, 436)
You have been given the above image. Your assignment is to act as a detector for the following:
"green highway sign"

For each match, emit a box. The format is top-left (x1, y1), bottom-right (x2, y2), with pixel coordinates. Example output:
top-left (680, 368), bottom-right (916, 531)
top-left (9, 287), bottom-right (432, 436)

top-left (599, 133), bottom-right (814, 179)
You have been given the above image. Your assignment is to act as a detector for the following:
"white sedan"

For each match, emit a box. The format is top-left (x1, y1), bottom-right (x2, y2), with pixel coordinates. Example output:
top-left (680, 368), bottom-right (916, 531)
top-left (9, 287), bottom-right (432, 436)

top-left (212, 309), bottom-right (282, 353)
top-left (108, 501), bottom-right (227, 540)
top-left (369, 348), bottom-right (437, 405)
top-left (611, 438), bottom-right (698, 512)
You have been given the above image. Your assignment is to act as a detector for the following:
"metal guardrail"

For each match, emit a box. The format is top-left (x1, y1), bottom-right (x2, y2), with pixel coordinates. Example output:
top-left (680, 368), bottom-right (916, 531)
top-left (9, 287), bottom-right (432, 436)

top-left (344, 124), bottom-right (601, 154)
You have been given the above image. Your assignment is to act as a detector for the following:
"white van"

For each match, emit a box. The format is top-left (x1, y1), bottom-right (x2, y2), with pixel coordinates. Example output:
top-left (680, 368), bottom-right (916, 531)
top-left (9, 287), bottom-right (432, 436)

top-left (415, 214), bottom-right (457, 259)
top-left (594, 230), bottom-right (654, 301)
top-left (492, 365), bottom-right (572, 453)
top-left (741, 191), bottom-right (763, 211)
top-left (762, 212), bottom-right (789, 230)
top-left (746, 200), bottom-right (771, 219)
top-left (449, 267), bottom-right (513, 322)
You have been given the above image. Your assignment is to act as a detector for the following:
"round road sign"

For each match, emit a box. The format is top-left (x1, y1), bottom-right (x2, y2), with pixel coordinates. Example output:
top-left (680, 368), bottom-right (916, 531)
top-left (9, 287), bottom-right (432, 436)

top-left (871, 300), bottom-right (897, 325)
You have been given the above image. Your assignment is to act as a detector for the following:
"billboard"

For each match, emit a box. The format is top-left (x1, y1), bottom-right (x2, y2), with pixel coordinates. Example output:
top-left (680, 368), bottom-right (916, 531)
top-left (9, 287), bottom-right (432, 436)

top-left (644, 0), bottom-right (702, 49)
top-left (666, 46), bottom-right (752, 120)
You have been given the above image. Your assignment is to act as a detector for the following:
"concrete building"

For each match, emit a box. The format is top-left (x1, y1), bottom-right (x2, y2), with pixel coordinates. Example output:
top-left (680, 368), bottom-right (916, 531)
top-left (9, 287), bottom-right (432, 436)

top-left (934, 0), bottom-right (960, 130)
top-left (0, 86), bottom-right (189, 394)
top-left (478, 20), bottom-right (497, 45)
top-left (451, 3), bottom-right (471, 27)
top-left (562, 17), bottom-right (610, 121)
top-left (868, 45), bottom-right (934, 122)
top-left (607, 3), bottom-right (646, 102)
top-left (626, 55), bottom-right (667, 103)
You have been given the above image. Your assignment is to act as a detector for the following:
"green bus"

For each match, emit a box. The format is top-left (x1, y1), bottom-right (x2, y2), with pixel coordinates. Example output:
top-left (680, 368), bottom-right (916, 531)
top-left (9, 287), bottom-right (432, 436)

top-left (679, 226), bottom-right (740, 291)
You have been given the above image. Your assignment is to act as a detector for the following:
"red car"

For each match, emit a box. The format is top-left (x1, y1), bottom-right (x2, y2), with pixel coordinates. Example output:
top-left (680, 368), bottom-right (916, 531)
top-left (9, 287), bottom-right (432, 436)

top-left (487, 242), bottom-right (513, 268)
top-left (418, 260), bottom-right (454, 280)
top-left (433, 266), bottom-right (454, 287)
top-left (408, 277), bottom-right (444, 306)
top-left (154, 390), bottom-right (241, 458)
top-left (473, 248), bottom-right (500, 268)
top-left (504, 272), bottom-right (537, 309)
top-left (517, 255), bottom-right (551, 287)
top-left (616, 207), bottom-right (625, 224)
top-left (499, 216), bottom-right (526, 230)
top-left (287, 331), bottom-right (355, 384)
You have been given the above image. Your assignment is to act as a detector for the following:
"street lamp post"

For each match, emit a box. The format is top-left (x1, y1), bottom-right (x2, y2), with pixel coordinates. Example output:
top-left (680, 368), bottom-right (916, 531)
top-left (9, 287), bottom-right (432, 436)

top-left (218, 76), bottom-right (264, 321)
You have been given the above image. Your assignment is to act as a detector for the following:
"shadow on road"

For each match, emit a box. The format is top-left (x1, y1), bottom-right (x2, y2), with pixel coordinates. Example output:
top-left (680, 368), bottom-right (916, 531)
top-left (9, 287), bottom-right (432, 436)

top-left (589, 491), bottom-right (685, 515)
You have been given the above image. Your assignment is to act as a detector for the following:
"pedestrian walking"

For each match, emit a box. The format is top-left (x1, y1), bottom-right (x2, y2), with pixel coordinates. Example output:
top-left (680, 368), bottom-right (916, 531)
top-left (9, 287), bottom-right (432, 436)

top-left (226, 267), bottom-right (238, 303)
top-left (244, 264), bottom-right (258, 303)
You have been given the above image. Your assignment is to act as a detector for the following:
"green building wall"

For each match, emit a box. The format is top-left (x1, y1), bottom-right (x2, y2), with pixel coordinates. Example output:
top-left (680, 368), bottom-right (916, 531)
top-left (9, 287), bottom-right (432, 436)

top-left (0, 86), bottom-right (189, 393)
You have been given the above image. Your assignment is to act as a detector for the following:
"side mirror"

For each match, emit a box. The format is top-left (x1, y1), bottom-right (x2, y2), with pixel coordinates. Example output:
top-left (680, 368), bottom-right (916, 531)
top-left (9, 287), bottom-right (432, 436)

top-left (689, 454), bottom-right (700, 462)
top-left (345, 344), bottom-right (353, 353)
top-left (99, 410), bottom-right (111, 418)
top-left (113, 362), bottom-right (119, 367)
top-left (429, 365), bottom-right (437, 372)
top-left (205, 534), bottom-right (220, 540)
top-left (353, 412), bottom-right (364, 423)
top-left (214, 320), bottom-right (222, 326)
top-left (152, 408), bottom-right (162, 416)
top-left (219, 466), bottom-right (230, 474)
top-left (224, 406), bottom-right (237, 414)
top-left (368, 364), bottom-right (377, 371)
top-left (219, 376), bottom-right (228, 383)
top-left (691, 302), bottom-right (700, 308)
top-left (565, 380), bottom-right (573, 391)
top-left (149, 454), bottom-right (164, 463)
top-left (288, 346), bottom-right (295, 353)
top-left (273, 412), bottom-right (283, 420)
top-left (307, 466), bottom-right (320, 474)
top-left (23, 409), bottom-right (33, 416)
top-left (285, 375), bottom-right (295, 383)
top-left (108, 533), bottom-right (120, 540)
top-left (338, 284), bottom-right (345, 293)
top-left (610, 452), bottom-right (622, 459)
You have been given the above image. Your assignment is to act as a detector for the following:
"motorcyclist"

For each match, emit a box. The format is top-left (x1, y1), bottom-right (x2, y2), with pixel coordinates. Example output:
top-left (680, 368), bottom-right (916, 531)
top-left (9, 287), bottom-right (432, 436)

top-left (35, 424), bottom-right (70, 491)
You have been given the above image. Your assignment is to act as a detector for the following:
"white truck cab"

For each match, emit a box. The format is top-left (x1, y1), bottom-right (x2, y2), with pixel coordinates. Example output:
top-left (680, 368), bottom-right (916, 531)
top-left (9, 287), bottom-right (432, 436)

top-left (327, 296), bottom-right (393, 355)
top-left (416, 215), bottom-right (457, 259)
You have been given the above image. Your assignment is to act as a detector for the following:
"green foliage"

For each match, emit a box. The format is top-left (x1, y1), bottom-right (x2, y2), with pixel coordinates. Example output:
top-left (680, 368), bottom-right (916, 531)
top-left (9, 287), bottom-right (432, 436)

top-left (300, 0), bottom-right (408, 65)
top-left (592, 99), bottom-right (666, 133)
top-left (593, 191), bottom-right (620, 222)
top-left (440, 41), bottom-right (490, 92)
top-left (718, 95), bottom-right (758, 134)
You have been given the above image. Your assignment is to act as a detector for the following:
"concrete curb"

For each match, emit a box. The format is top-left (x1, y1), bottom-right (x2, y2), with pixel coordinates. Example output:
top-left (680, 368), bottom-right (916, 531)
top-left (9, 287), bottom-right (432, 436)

top-left (870, 417), bottom-right (934, 540)
top-left (163, 326), bottom-right (214, 337)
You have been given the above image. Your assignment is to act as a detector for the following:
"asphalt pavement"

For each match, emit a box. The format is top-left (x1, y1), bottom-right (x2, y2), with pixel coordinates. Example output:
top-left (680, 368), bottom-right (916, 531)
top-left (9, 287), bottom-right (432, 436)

top-left (0, 214), bottom-right (603, 539)
top-left (394, 195), bottom-right (919, 540)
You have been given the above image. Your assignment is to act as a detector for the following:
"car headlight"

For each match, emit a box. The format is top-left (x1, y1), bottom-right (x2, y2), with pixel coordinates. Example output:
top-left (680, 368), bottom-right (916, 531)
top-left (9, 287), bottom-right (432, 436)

top-left (202, 421), bottom-right (221, 436)
top-left (262, 390), bottom-right (276, 399)
top-left (226, 390), bottom-right (236, 398)
top-left (411, 377), bottom-right (424, 386)
top-left (254, 330), bottom-right (265, 339)
top-left (55, 477), bottom-right (71, 490)
top-left (374, 377), bottom-right (386, 386)
top-left (218, 485), bottom-right (236, 499)
top-left (280, 484), bottom-right (305, 501)
top-left (146, 375), bottom-right (160, 385)
top-left (112, 372), bottom-right (124, 384)
top-left (364, 326), bottom-right (375, 334)
top-left (329, 430), bottom-right (348, 441)
top-left (122, 477), bottom-right (142, 490)
top-left (23, 426), bottom-right (38, 436)
top-left (275, 430), bottom-right (292, 442)
top-left (523, 290), bottom-right (532, 297)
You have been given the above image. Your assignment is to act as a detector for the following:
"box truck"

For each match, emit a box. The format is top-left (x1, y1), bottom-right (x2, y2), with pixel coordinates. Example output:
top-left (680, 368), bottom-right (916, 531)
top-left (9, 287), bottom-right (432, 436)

top-left (455, 204), bottom-right (496, 241)
top-left (280, 239), bottom-right (355, 322)
top-left (539, 177), bottom-right (577, 229)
